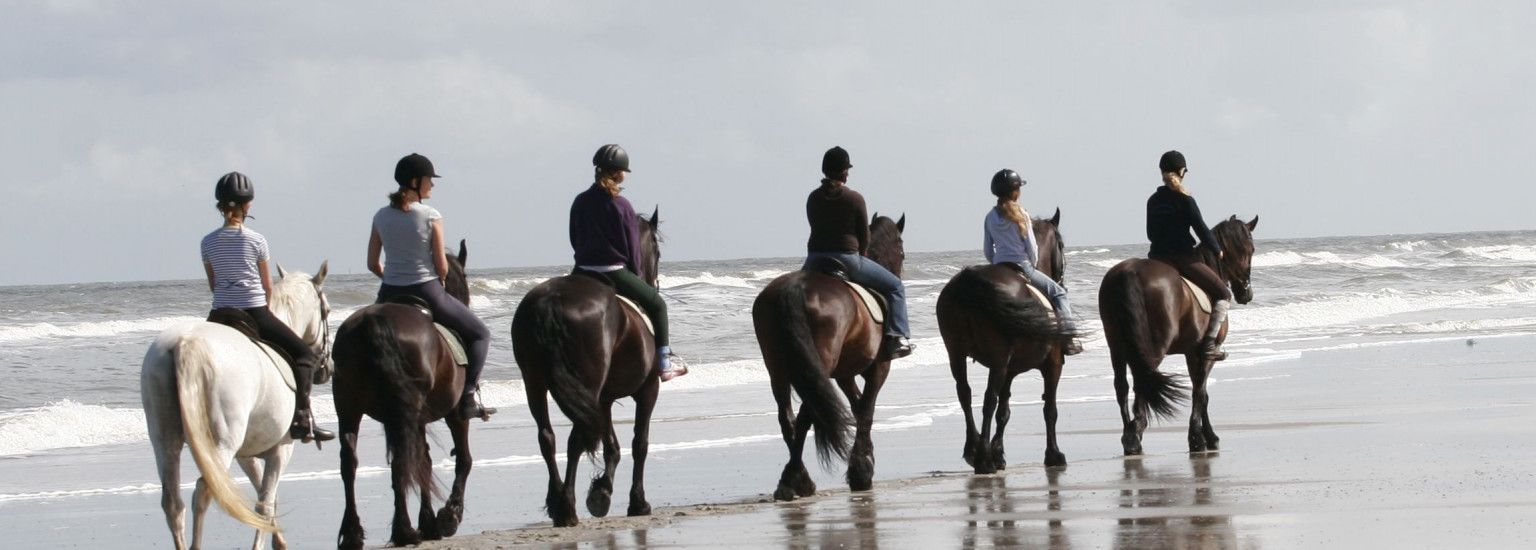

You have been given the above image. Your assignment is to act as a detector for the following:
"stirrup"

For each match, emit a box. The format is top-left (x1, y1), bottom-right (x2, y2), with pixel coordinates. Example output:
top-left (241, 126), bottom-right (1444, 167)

top-left (1199, 340), bottom-right (1228, 361)
top-left (459, 392), bottom-right (496, 422)
top-left (290, 413), bottom-right (335, 448)
top-left (878, 336), bottom-right (914, 361)
top-left (660, 352), bottom-right (689, 382)
top-left (1062, 338), bottom-right (1083, 356)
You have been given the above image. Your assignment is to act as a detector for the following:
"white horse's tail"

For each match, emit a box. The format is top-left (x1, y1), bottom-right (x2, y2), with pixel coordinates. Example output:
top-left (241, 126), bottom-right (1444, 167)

top-left (174, 333), bottom-right (279, 533)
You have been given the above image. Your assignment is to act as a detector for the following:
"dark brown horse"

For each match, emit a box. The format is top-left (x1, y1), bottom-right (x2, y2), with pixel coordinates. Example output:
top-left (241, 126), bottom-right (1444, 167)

top-left (752, 214), bottom-right (908, 501)
top-left (511, 208), bottom-right (662, 527)
top-left (937, 209), bottom-right (1078, 474)
top-left (331, 240), bottom-right (477, 549)
top-left (1099, 216), bottom-right (1258, 455)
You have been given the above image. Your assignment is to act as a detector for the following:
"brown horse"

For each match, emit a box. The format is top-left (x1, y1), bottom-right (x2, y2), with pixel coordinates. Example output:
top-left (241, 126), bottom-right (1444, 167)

top-left (1098, 216), bottom-right (1258, 455)
top-left (937, 209), bottom-right (1078, 474)
top-left (752, 214), bottom-right (910, 501)
top-left (511, 208), bottom-right (662, 527)
top-left (331, 240), bottom-right (477, 549)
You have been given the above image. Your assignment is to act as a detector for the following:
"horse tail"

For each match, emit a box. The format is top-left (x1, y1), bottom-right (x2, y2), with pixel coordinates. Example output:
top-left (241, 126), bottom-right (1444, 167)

top-left (1103, 265), bottom-right (1187, 421)
top-left (948, 266), bottom-right (1073, 341)
top-left (358, 314), bottom-right (436, 502)
top-left (172, 333), bottom-right (279, 532)
top-left (528, 290), bottom-right (603, 457)
top-left (776, 280), bottom-right (853, 467)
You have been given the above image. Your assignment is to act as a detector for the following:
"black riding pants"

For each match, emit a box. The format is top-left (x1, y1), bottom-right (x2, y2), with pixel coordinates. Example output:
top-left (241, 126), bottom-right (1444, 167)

top-left (240, 306), bottom-right (317, 369)
top-left (377, 281), bottom-right (491, 391)
top-left (1150, 252), bottom-right (1233, 303)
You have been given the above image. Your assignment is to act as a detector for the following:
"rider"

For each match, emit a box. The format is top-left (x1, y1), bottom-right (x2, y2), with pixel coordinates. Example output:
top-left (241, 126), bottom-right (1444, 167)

top-left (983, 169), bottom-right (1083, 355)
top-left (368, 153), bottom-right (496, 419)
top-left (569, 144), bottom-right (688, 381)
top-left (1147, 150), bottom-right (1233, 361)
top-left (804, 146), bottom-right (913, 361)
top-left (201, 172), bottom-right (335, 442)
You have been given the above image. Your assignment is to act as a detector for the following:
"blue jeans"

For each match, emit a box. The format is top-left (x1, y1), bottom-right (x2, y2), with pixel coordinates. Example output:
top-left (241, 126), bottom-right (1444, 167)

top-left (1002, 262), bottom-right (1076, 329)
top-left (378, 281), bottom-right (491, 391)
top-left (804, 252), bottom-right (910, 338)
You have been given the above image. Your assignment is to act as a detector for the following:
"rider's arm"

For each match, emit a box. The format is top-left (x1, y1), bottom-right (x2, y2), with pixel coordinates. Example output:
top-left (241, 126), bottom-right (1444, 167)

top-left (366, 225), bottom-right (384, 279)
top-left (853, 192), bottom-right (870, 255)
top-left (1023, 221), bottom-right (1040, 268)
top-left (203, 261), bottom-right (216, 293)
top-left (257, 259), bottom-right (274, 300)
top-left (1186, 195), bottom-right (1223, 256)
top-left (430, 219), bottom-right (449, 281)
top-left (983, 219), bottom-right (995, 264)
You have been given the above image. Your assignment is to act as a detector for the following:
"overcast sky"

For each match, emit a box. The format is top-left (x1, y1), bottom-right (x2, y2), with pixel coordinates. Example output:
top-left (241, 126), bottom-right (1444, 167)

top-left (2, 1), bottom-right (1531, 286)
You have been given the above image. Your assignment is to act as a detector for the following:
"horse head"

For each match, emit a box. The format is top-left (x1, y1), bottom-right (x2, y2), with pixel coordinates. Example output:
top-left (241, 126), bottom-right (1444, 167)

top-left (273, 260), bottom-right (333, 380)
top-left (867, 212), bottom-right (906, 277)
top-left (1209, 215), bottom-right (1259, 304)
top-left (638, 207), bottom-right (662, 287)
top-left (445, 239), bottom-right (471, 306)
top-left (1032, 207), bottom-right (1066, 284)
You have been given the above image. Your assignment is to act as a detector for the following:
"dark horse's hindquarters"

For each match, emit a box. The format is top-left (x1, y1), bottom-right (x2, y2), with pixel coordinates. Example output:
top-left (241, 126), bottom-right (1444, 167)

top-left (511, 209), bottom-right (663, 528)
top-left (331, 240), bottom-right (477, 549)
top-left (1098, 216), bottom-right (1257, 455)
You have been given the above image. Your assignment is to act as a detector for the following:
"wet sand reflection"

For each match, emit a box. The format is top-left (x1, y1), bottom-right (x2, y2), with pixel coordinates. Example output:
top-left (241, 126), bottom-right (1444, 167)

top-left (961, 469), bottom-right (1073, 550)
top-left (1114, 455), bottom-right (1247, 549)
top-left (779, 493), bottom-right (880, 550)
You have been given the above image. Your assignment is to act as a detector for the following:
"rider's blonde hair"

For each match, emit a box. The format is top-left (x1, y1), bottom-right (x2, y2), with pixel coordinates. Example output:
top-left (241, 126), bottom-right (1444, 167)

top-left (595, 168), bottom-right (623, 197)
top-left (995, 199), bottom-right (1031, 240)
top-left (1162, 171), bottom-right (1190, 196)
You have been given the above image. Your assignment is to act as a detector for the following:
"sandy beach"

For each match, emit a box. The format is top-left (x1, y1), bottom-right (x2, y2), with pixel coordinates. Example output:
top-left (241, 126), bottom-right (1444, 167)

top-left (417, 335), bottom-right (1536, 549)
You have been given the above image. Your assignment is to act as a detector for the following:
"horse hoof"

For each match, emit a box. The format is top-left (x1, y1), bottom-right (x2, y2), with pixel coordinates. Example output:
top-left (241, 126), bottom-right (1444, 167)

top-left (587, 490), bottom-right (613, 518)
top-left (390, 529), bottom-right (422, 547)
top-left (794, 476), bottom-right (818, 498)
top-left (1206, 437), bottom-right (1221, 450)
top-left (552, 515), bottom-right (579, 528)
top-left (774, 486), bottom-right (797, 502)
top-left (1123, 446), bottom-right (1142, 456)
top-left (1045, 450), bottom-right (1068, 468)
top-left (436, 506), bottom-right (462, 538)
top-left (627, 501), bottom-right (652, 517)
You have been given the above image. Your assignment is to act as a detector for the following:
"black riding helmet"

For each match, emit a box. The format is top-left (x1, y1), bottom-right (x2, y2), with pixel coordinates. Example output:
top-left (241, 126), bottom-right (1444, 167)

top-left (395, 153), bottom-right (440, 189)
top-left (1159, 150), bottom-right (1187, 174)
top-left (593, 144), bottom-right (631, 173)
top-left (990, 169), bottom-right (1024, 198)
top-left (822, 146), bottom-right (852, 177)
top-left (215, 171), bottom-right (254, 206)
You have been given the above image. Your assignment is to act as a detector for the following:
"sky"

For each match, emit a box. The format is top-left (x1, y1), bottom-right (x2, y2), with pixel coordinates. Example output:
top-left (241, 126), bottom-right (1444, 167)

top-left (2, 1), bottom-right (1532, 286)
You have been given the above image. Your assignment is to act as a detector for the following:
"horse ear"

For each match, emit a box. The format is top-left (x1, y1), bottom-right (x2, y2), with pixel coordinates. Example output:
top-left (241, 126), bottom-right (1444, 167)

top-left (276, 263), bottom-right (287, 280)
top-left (457, 239), bottom-right (468, 267)
top-left (871, 211), bottom-right (880, 225)
top-left (312, 261), bottom-right (328, 286)
top-left (896, 213), bottom-right (906, 233)
top-left (1247, 215), bottom-right (1259, 232)
top-left (650, 206), bottom-right (659, 227)
top-left (1050, 207), bottom-right (1061, 227)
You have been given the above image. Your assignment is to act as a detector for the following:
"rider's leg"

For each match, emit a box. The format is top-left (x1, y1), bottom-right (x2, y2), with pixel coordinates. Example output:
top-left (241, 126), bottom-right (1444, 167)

top-left (604, 269), bottom-right (685, 380)
top-left (245, 306), bottom-right (334, 441)
top-left (416, 282), bottom-right (496, 419)
top-left (1175, 259), bottom-right (1234, 361)
top-left (846, 254), bottom-right (913, 360)
top-left (1020, 268), bottom-right (1082, 355)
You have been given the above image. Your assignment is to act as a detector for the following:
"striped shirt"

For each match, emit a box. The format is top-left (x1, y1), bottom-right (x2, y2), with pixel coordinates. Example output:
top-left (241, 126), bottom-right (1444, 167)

top-left (201, 226), bottom-right (270, 309)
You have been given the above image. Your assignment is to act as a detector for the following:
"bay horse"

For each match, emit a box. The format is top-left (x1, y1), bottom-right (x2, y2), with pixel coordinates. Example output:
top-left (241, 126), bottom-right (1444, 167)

top-left (141, 262), bottom-right (331, 550)
top-left (936, 209), bottom-right (1078, 474)
top-left (1098, 216), bottom-right (1258, 455)
top-left (511, 208), bottom-right (662, 527)
top-left (331, 240), bottom-right (477, 548)
top-left (751, 214), bottom-right (911, 502)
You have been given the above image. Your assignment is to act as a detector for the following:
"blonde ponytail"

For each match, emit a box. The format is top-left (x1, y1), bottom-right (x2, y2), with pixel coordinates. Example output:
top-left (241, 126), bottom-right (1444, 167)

top-left (595, 168), bottom-right (623, 197)
top-left (996, 200), bottom-right (1032, 240)
top-left (1163, 172), bottom-right (1190, 196)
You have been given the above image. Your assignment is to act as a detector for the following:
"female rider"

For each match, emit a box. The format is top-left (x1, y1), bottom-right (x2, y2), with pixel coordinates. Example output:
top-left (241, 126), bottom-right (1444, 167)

top-left (982, 169), bottom-right (1083, 355)
top-left (1146, 150), bottom-right (1232, 360)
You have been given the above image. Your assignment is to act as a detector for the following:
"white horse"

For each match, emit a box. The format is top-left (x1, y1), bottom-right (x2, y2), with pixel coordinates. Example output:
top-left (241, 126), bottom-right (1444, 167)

top-left (141, 263), bottom-right (331, 550)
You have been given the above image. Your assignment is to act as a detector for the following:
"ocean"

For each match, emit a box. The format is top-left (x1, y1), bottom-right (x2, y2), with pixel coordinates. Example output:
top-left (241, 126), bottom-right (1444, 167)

top-left (3, 229), bottom-right (1535, 547)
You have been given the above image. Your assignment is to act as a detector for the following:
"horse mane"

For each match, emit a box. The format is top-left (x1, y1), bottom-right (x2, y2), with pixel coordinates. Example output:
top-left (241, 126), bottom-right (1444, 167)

top-left (867, 215), bottom-right (904, 275)
top-left (267, 270), bottom-right (314, 320)
top-left (1032, 215), bottom-right (1066, 282)
top-left (1198, 216), bottom-right (1254, 279)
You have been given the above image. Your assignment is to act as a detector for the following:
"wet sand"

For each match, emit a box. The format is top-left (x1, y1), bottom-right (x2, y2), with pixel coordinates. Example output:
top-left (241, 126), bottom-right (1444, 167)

top-left (423, 336), bottom-right (1536, 549)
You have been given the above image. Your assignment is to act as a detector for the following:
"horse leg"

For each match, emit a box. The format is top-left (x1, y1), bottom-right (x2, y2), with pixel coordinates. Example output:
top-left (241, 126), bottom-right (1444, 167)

top-left (587, 401), bottom-right (619, 518)
top-left (1196, 355), bottom-right (1220, 449)
top-left (975, 355), bottom-right (1010, 474)
top-left (528, 382), bottom-right (576, 527)
top-left (771, 375), bottom-right (808, 502)
top-left (560, 428), bottom-right (586, 526)
top-left (989, 371), bottom-right (1021, 471)
top-left (437, 414), bottom-right (471, 537)
top-left (389, 430), bottom-right (421, 546)
top-left (847, 367), bottom-right (888, 491)
top-left (1186, 354), bottom-right (1211, 453)
top-left (417, 426), bottom-right (442, 541)
top-left (790, 407), bottom-right (817, 497)
top-left (337, 412), bottom-right (366, 550)
top-left (241, 449), bottom-right (290, 550)
top-left (627, 379), bottom-right (659, 516)
top-left (1112, 353), bottom-right (1142, 456)
top-left (191, 444), bottom-right (236, 550)
top-left (1042, 358), bottom-right (1067, 468)
top-left (949, 347), bottom-right (980, 468)
top-left (147, 407), bottom-right (188, 550)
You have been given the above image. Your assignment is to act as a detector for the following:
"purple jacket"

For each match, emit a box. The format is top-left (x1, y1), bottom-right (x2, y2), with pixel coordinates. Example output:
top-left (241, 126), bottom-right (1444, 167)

top-left (570, 183), bottom-right (645, 279)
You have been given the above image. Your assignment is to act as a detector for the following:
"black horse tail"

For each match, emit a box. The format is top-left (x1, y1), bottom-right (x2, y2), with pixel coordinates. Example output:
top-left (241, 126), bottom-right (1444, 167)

top-left (360, 314), bottom-right (437, 512)
top-left (949, 266), bottom-right (1074, 341)
top-left (531, 290), bottom-right (603, 457)
top-left (1104, 266), bottom-right (1187, 421)
top-left (777, 280), bottom-right (853, 468)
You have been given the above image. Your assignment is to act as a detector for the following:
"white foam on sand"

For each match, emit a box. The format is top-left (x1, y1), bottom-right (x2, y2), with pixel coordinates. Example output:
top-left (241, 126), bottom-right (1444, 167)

top-left (1251, 250), bottom-right (1406, 268)
top-left (0, 315), bottom-right (201, 344)
top-left (0, 400), bottom-right (147, 456)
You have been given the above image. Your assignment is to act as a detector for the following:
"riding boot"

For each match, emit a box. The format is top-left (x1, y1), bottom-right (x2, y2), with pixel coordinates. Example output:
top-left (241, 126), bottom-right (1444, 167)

top-left (1060, 319), bottom-right (1083, 356)
top-left (458, 386), bottom-right (496, 421)
top-left (658, 345), bottom-right (689, 382)
top-left (878, 335), bottom-right (915, 361)
top-left (1199, 300), bottom-right (1231, 361)
top-left (290, 364), bottom-right (336, 443)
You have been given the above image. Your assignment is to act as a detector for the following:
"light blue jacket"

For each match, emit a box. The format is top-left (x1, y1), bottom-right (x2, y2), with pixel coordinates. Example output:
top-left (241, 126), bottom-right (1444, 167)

top-left (983, 207), bottom-right (1038, 268)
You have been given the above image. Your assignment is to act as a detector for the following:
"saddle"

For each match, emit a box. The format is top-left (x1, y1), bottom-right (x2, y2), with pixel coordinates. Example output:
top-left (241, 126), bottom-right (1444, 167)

top-left (205, 308), bottom-right (298, 391)
top-left (998, 263), bottom-right (1055, 313)
top-left (570, 270), bottom-right (656, 336)
top-left (379, 296), bottom-right (470, 367)
top-left (1183, 278), bottom-right (1212, 314)
top-left (805, 257), bottom-right (887, 324)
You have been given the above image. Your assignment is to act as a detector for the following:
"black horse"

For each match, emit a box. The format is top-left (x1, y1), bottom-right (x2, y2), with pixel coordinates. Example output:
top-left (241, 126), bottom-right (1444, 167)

top-left (511, 208), bottom-right (662, 527)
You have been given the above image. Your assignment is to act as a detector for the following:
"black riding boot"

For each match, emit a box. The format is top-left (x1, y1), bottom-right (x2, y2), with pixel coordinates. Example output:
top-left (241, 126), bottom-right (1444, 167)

top-left (458, 385), bottom-right (496, 421)
top-left (290, 364), bottom-right (336, 443)
top-left (877, 334), bottom-right (914, 361)
top-left (1199, 300), bottom-right (1231, 361)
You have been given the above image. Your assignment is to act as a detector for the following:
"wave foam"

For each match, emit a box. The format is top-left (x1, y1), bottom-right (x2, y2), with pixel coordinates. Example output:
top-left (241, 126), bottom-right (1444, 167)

top-left (1251, 250), bottom-right (1405, 268)
top-left (659, 272), bottom-right (758, 289)
top-left (1451, 245), bottom-right (1536, 262)
top-left (0, 315), bottom-right (200, 344)
top-left (0, 401), bottom-right (147, 456)
top-left (1066, 248), bottom-right (1112, 256)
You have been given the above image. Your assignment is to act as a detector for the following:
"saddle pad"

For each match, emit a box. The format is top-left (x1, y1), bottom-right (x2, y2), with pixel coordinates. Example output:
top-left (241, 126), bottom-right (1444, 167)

top-left (616, 295), bottom-right (656, 335)
top-left (1024, 283), bottom-right (1054, 312)
top-left (254, 341), bottom-right (298, 392)
top-left (434, 323), bottom-right (469, 366)
top-left (842, 281), bottom-right (885, 324)
top-left (1184, 278), bottom-right (1212, 314)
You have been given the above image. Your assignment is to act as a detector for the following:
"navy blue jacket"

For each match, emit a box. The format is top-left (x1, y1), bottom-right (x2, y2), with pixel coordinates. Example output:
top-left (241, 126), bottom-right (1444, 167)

top-left (1146, 185), bottom-right (1222, 258)
top-left (570, 184), bottom-right (645, 279)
